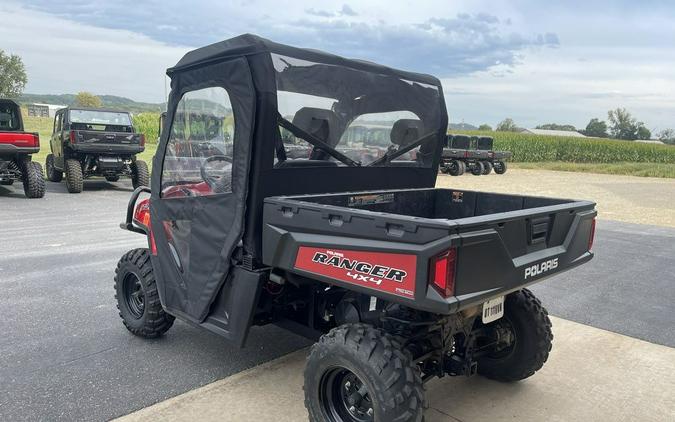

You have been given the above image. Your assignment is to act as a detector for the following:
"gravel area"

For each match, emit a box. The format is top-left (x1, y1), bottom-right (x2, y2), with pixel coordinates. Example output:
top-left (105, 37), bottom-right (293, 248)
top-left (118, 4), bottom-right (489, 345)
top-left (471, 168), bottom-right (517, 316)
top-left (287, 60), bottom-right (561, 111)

top-left (436, 169), bottom-right (675, 227)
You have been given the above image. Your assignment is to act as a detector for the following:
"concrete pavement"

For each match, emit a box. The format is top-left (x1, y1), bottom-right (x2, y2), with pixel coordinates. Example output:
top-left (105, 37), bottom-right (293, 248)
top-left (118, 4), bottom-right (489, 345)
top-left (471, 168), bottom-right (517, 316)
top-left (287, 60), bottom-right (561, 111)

top-left (1, 171), bottom-right (674, 421)
top-left (115, 316), bottom-right (675, 422)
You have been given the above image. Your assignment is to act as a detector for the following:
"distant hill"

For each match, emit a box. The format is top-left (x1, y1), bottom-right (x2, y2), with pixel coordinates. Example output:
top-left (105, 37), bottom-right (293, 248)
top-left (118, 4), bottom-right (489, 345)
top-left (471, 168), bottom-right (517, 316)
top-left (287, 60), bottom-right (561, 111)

top-left (449, 122), bottom-right (478, 131)
top-left (19, 93), bottom-right (165, 113)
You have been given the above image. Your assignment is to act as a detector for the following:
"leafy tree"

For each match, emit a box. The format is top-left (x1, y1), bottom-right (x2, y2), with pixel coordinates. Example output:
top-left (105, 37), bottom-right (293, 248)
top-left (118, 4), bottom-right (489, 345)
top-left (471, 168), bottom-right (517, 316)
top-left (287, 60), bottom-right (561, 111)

top-left (535, 123), bottom-right (577, 131)
top-left (584, 118), bottom-right (608, 138)
top-left (0, 50), bottom-right (28, 98)
top-left (657, 128), bottom-right (675, 145)
top-left (75, 92), bottom-right (103, 108)
top-left (636, 126), bottom-right (651, 140)
top-left (478, 124), bottom-right (492, 131)
top-left (496, 118), bottom-right (518, 132)
top-left (607, 108), bottom-right (650, 140)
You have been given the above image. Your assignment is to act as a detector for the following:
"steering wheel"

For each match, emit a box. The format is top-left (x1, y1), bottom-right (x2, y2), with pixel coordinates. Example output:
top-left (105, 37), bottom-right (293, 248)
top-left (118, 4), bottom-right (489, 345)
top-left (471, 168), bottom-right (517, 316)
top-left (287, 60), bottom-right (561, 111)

top-left (200, 155), bottom-right (233, 193)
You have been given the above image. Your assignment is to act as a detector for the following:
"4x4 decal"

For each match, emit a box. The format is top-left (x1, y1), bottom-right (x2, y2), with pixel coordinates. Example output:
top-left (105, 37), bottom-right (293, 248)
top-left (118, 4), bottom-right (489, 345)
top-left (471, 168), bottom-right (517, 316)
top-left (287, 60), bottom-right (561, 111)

top-left (295, 247), bottom-right (417, 298)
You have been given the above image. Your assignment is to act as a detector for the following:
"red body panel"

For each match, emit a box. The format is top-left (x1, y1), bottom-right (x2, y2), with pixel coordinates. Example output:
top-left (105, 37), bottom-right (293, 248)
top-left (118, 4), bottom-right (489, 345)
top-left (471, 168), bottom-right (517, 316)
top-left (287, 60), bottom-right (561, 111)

top-left (294, 247), bottom-right (417, 298)
top-left (0, 132), bottom-right (39, 148)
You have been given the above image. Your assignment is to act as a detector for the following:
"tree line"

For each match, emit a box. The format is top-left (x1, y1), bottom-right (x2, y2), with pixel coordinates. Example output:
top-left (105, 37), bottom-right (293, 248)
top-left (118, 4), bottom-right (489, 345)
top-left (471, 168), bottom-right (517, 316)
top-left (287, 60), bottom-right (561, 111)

top-left (481, 110), bottom-right (673, 145)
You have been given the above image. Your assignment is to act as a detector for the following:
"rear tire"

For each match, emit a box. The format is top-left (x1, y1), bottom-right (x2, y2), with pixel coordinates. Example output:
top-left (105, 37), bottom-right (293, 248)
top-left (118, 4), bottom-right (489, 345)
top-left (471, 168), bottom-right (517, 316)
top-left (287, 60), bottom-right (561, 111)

top-left (21, 160), bottom-right (46, 198)
top-left (482, 161), bottom-right (493, 175)
top-left (494, 161), bottom-right (507, 174)
top-left (304, 323), bottom-right (426, 422)
top-left (131, 160), bottom-right (149, 189)
top-left (471, 161), bottom-right (484, 176)
top-left (46, 154), bottom-right (63, 182)
top-left (447, 160), bottom-right (462, 176)
top-left (65, 159), bottom-right (83, 193)
top-left (477, 289), bottom-right (553, 382)
top-left (114, 248), bottom-right (174, 338)
top-left (458, 160), bottom-right (466, 175)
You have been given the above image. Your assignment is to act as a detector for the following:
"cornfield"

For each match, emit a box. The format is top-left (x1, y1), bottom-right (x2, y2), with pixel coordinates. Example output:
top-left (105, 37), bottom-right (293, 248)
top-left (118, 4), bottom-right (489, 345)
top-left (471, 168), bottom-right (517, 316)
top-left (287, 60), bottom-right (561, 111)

top-left (454, 131), bottom-right (675, 164)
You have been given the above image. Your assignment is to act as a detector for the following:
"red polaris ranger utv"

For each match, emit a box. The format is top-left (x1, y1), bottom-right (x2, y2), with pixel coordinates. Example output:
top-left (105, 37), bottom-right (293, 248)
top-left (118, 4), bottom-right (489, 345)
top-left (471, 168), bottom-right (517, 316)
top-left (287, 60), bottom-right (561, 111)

top-left (115, 35), bottom-right (596, 422)
top-left (0, 99), bottom-right (45, 198)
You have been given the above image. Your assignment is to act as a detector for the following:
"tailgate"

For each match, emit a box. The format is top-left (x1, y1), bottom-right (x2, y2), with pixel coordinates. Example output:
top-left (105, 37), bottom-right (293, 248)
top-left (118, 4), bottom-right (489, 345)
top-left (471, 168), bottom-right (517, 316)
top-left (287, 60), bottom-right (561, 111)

top-left (73, 130), bottom-right (143, 148)
top-left (451, 202), bottom-right (596, 310)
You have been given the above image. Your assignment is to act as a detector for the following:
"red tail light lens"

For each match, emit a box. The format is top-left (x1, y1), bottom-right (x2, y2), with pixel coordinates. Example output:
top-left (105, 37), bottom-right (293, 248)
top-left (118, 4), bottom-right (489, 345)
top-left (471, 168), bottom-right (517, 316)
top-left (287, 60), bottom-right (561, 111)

top-left (588, 218), bottom-right (597, 251)
top-left (139, 134), bottom-right (146, 147)
top-left (32, 134), bottom-right (40, 148)
top-left (69, 130), bottom-right (77, 143)
top-left (430, 248), bottom-right (457, 298)
top-left (133, 198), bottom-right (151, 228)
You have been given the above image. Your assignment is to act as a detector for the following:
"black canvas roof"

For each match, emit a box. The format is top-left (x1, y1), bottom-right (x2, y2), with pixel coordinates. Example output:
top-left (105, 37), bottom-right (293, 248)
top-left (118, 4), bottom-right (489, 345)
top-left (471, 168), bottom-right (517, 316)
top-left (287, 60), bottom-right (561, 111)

top-left (168, 33), bottom-right (441, 86)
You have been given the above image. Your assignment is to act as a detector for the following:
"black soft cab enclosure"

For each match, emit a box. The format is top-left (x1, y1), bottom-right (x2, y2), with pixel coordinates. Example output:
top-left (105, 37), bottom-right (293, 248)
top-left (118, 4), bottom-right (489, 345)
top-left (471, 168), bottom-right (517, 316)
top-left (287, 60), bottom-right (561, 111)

top-left (118, 35), bottom-right (596, 420)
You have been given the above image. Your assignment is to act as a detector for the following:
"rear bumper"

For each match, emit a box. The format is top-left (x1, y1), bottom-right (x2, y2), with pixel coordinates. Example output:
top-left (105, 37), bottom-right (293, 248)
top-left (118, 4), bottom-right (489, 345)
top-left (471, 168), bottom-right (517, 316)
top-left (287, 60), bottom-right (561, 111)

top-left (0, 144), bottom-right (39, 157)
top-left (71, 144), bottom-right (144, 155)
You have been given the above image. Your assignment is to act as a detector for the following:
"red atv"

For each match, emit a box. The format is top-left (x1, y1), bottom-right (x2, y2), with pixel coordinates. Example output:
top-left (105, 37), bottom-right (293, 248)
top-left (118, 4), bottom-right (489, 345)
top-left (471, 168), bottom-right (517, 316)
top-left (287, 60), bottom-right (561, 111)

top-left (0, 99), bottom-right (45, 198)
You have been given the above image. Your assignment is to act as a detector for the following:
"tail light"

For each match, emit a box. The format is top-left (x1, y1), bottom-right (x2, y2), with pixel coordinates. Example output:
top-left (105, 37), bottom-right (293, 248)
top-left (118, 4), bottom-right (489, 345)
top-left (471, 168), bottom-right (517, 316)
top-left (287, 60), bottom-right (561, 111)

top-left (32, 133), bottom-right (40, 148)
top-left (429, 248), bottom-right (457, 298)
top-left (464, 151), bottom-right (469, 158)
top-left (139, 134), bottom-right (146, 147)
top-left (588, 218), bottom-right (597, 251)
top-left (133, 198), bottom-right (151, 228)
top-left (69, 130), bottom-right (77, 143)
top-left (133, 198), bottom-right (157, 255)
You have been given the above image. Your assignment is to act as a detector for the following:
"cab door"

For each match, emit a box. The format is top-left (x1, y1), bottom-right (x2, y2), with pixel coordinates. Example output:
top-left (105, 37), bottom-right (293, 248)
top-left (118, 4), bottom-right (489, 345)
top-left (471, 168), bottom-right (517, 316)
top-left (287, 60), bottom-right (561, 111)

top-left (50, 111), bottom-right (64, 168)
top-left (149, 58), bottom-right (255, 323)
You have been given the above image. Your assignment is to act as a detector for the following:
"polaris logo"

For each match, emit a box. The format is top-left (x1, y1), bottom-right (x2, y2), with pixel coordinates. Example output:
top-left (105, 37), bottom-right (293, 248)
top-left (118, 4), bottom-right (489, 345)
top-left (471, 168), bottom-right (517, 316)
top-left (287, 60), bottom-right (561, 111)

top-left (524, 258), bottom-right (559, 279)
top-left (312, 251), bottom-right (408, 283)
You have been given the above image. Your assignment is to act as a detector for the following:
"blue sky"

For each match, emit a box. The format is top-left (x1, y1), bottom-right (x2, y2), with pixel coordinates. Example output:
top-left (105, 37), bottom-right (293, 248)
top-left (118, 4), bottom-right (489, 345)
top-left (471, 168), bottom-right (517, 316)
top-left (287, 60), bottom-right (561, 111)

top-left (2, 0), bottom-right (674, 131)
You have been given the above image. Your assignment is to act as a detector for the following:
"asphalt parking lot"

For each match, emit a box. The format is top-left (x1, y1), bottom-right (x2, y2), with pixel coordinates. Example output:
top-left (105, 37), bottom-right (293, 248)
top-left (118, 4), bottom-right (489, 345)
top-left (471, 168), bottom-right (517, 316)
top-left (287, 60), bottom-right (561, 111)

top-left (1, 176), bottom-right (674, 421)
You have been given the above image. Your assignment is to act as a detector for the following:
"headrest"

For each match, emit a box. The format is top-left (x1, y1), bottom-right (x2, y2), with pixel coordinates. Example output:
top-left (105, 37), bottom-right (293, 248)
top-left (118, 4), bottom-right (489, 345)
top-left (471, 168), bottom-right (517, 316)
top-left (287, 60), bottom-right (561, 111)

top-left (390, 119), bottom-right (423, 146)
top-left (291, 107), bottom-right (336, 143)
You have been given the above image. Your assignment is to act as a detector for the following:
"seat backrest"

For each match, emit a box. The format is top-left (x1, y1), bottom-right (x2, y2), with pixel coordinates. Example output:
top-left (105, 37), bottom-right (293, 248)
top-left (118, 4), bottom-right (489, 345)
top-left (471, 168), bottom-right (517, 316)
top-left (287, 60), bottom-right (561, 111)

top-left (291, 107), bottom-right (337, 145)
top-left (390, 119), bottom-right (423, 146)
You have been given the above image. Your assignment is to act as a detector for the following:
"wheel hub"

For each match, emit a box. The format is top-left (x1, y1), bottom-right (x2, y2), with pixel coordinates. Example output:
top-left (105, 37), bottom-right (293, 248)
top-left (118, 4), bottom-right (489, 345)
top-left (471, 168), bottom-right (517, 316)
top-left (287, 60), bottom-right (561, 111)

top-left (321, 368), bottom-right (373, 422)
top-left (123, 273), bottom-right (145, 319)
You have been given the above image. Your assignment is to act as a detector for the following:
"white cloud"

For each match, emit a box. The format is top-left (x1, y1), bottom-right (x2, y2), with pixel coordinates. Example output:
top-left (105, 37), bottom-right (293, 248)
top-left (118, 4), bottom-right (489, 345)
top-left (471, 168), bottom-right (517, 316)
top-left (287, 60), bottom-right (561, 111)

top-left (0, 2), bottom-right (189, 102)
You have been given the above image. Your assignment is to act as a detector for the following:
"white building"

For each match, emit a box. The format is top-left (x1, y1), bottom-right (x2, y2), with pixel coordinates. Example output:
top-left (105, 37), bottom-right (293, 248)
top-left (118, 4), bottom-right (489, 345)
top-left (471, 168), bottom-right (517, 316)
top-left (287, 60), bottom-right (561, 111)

top-left (520, 128), bottom-right (587, 138)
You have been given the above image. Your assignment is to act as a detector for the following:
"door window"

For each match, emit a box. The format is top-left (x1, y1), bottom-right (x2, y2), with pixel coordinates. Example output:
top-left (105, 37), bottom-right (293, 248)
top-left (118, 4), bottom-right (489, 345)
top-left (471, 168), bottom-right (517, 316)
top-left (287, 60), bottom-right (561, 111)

top-left (161, 87), bottom-right (235, 198)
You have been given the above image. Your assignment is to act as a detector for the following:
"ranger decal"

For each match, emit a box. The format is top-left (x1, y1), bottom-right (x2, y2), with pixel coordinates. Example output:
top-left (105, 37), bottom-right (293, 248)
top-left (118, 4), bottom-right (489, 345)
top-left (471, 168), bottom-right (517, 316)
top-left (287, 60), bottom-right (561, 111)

top-left (294, 247), bottom-right (417, 298)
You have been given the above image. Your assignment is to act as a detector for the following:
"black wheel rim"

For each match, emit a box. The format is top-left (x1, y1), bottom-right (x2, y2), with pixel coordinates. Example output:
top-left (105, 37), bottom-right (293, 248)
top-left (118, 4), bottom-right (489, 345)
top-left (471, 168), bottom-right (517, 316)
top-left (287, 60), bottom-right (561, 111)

top-left (481, 316), bottom-right (517, 360)
top-left (123, 273), bottom-right (145, 319)
top-left (320, 367), bottom-right (374, 422)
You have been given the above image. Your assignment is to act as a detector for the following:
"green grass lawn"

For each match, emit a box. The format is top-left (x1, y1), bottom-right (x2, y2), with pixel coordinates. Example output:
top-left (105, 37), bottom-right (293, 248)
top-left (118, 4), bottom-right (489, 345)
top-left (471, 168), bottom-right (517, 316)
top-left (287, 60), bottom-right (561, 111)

top-left (511, 162), bottom-right (675, 178)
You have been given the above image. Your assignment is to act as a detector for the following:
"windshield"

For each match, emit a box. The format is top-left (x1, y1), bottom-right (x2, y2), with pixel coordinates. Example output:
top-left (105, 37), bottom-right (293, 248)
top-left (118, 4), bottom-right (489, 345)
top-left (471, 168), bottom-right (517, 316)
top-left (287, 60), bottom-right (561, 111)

top-left (69, 110), bottom-right (132, 127)
top-left (0, 102), bottom-right (21, 131)
top-left (273, 54), bottom-right (442, 168)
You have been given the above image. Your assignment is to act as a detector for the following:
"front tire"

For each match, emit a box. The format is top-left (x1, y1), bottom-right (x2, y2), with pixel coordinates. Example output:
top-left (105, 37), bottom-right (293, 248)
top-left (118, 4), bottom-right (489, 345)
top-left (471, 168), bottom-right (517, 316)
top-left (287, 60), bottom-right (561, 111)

top-left (21, 160), bottom-right (46, 198)
top-left (494, 160), bottom-right (507, 174)
top-left (304, 323), bottom-right (426, 422)
top-left (131, 160), bottom-right (149, 189)
top-left (46, 154), bottom-right (63, 182)
top-left (477, 289), bottom-right (553, 382)
top-left (482, 161), bottom-right (493, 175)
top-left (65, 158), bottom-right (83, 193)
top-left (114, 248), bottom-right (174, 338)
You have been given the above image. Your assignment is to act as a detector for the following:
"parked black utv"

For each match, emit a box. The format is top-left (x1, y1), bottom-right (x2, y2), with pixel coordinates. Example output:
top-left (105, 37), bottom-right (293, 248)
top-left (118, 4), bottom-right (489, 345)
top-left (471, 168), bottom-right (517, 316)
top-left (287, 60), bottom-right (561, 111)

top-left (0, 99), bottom-right (45, 198)
top-left (46, 107), bottom-right (148, 193)
top-left (115, 35), bottom-right (597, 422)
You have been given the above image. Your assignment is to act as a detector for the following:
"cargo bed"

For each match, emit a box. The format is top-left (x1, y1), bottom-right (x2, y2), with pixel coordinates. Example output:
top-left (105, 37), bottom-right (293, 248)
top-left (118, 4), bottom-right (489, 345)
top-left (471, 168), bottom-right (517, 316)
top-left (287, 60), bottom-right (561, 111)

top-left (263, 188), bottom-right (596, 314)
